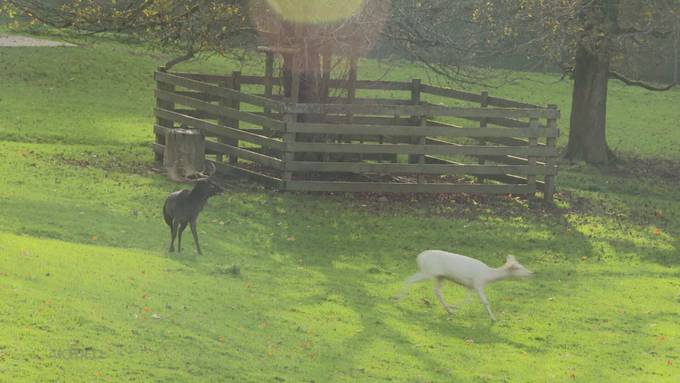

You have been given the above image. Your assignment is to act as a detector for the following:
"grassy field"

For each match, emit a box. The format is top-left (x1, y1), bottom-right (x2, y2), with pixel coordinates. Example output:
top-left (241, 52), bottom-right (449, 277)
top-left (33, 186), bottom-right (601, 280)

top-left (1, 29), bottom-right (679, 382)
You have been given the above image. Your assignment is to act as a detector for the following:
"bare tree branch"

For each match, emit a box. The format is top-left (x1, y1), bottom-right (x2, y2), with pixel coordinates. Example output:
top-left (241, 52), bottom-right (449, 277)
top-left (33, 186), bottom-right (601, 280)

top-left (608, 70), bottom-right (675, 90)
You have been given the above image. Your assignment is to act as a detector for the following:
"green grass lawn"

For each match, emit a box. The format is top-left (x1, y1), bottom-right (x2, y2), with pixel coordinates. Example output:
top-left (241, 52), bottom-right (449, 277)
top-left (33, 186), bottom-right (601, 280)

top-left (0, 30), bottom-right (679, 382)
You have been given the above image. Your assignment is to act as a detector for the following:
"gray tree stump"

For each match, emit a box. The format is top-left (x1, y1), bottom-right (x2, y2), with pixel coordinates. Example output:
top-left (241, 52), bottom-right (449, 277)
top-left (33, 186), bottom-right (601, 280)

top-left (163, 128), bottom-right (206, 178)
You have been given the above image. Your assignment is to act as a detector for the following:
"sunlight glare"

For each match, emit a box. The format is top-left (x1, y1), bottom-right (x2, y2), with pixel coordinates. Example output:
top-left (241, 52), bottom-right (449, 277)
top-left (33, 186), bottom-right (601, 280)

top-left (266, 0), bottom-right (366, 24)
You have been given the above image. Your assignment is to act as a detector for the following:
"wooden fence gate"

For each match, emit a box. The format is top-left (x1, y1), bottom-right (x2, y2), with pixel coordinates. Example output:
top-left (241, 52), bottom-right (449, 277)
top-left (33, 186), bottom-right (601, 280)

top-left (152, 69), bottom-right (559, 202)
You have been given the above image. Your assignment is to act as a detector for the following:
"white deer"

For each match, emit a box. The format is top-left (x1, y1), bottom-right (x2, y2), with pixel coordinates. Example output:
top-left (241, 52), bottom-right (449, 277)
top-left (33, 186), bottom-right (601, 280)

top-left (395, 250), bottom-right (533, 321)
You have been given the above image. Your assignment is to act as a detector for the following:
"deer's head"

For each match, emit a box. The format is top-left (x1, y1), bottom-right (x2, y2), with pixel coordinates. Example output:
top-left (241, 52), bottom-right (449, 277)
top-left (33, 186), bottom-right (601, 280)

top-left (168, 159), bottom-right (224, 196)
top-left (505, 255), bottom-right (533, 278)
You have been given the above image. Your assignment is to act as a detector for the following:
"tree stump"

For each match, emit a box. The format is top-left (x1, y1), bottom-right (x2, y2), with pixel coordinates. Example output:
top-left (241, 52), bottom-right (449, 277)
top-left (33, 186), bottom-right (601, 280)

top-left (163, 128), bottom-right (206, 178)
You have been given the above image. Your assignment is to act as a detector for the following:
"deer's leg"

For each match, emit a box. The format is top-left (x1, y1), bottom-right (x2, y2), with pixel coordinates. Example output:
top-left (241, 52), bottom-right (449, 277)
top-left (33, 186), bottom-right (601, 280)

top-left (475, 287), bottom-right (496, 322)
top-left (393, 271), bottom-right (431, 300)
top-left (169, 220), bottom-right (178, 252)
top-left (190, 219), bottom-right (202, 255)
top-left (434, 277), bottom-right (454, 314)
top-left (177, 222), bottom-right (188, 252)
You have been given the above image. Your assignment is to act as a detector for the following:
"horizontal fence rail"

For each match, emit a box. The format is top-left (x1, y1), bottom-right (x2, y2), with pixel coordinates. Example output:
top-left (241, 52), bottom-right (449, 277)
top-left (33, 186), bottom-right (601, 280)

top-left (286, 122), bottom-right (557, 138)
top-left (283, 103), bottom-right (560, 119)
top-left (155, 71), bottom-right (285, 112)
top-left (285, 181), bottom-right (535, 194)
top-left (285, 162), bottom-right (557, 176)
top-left (153, 70), bottom-right (560, 202)
top-left (286, 142), bottom-right (558, 157)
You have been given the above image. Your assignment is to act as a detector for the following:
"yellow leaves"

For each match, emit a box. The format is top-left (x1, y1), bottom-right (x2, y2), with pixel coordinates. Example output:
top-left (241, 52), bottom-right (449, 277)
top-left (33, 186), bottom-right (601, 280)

top-left (223, 5), bottom-right (240, 17)
top-left (142, 8), bottom-right (158, 18)
top-left (472, 8), bottom-right (481, 22)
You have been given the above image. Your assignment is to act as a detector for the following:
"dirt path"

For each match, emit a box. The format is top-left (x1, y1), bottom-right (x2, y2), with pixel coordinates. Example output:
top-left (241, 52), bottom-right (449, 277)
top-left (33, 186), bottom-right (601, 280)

top-left (0, 34), bottom-right (76, 47)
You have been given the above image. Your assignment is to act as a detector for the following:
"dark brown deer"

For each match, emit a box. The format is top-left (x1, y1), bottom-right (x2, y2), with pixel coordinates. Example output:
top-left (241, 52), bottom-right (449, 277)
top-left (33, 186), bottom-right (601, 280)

top-left (163, 160), bottom-right (224, 254)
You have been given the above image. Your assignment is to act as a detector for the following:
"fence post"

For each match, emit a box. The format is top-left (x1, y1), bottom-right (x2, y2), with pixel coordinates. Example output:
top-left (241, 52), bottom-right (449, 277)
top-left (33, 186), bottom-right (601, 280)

top-left (155, 67), bottom-right (175, 163)
top-left (226, 71), bottom-right (241, 164)
top-left (282, 58), bottom-right (300, 190)
top-left (216, 74), bottom-right (231, 163)
top-left (347, 55), bottom-right (357, 121)
top-left (345, 55), bottom-right (358, 161)
top-left (264, 52), bottom-right (274, 117)
top-left (320, 49), bottom-right (333, 162)
top-left (477, 90), bottom-right (489, 182)
top-left (527, 117), bottom-right (539, 203)
top-left (417, 114), bottom-right (427, 184)
top-left (409, 79), bottom-right (422, 165)
top-left (544, 105), bottom-right (559, 204)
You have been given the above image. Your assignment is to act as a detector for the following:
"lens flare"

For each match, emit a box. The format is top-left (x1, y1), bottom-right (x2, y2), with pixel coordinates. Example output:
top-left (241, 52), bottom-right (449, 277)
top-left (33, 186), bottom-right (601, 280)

top-left (266, 0), bottom-right (365, 24)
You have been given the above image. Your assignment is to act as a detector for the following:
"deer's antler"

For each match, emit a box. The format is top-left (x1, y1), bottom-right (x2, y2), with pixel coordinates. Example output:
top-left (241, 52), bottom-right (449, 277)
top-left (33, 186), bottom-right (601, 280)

top-left (167, 158), bottom-right (216, 183)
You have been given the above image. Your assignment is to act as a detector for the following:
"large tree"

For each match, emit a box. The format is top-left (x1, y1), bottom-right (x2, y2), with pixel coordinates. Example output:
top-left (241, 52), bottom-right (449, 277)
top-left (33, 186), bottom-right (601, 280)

top-left (3, 0), bottom-right (255, 65)
top-left (4, 0), bottom-right (389, 102)
top-left (5, 0), bottom-right (679, 165)
top-left (386, 0), bottom-right (679, 164)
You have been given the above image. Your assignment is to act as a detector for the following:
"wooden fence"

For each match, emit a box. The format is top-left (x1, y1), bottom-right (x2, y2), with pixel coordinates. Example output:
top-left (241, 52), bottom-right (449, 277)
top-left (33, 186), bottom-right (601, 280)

top-left (152, 69), bottom-right (560, 202)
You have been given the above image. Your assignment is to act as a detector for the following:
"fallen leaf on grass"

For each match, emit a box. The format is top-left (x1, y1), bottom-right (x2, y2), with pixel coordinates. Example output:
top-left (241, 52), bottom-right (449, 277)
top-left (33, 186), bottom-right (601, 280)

top-left (218, 336), bottom-right (225, 343)
top-left (287, 236), bottom-right (296, 241)
top-left (143, 306), bottom-right (151, 313)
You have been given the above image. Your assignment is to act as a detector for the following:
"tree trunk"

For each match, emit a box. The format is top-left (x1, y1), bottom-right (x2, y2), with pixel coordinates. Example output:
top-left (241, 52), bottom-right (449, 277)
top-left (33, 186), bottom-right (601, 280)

top-left (563, 43), bottom-right (614, 165)
top-left (163, 128), bottom-right (206, 179)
